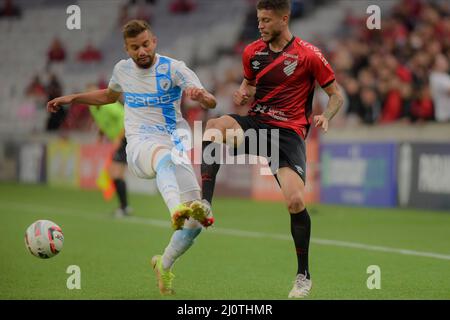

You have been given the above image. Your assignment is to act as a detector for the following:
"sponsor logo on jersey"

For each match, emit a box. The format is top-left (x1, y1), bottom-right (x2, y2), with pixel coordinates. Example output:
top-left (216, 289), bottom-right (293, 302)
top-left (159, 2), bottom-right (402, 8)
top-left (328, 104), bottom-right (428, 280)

top-left (255, 51), bottom-right (269, 56)
top-left (252, 60), bottom-right (261, 70)
top-left (124, 89), bottom-right (181, 108)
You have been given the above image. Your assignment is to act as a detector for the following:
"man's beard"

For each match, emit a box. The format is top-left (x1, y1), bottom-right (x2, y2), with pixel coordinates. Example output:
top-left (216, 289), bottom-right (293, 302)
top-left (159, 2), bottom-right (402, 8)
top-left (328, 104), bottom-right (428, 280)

top-left (264, 30), bottom-right (282, 44)
top-left (134, 54), bottom-right (154, 69)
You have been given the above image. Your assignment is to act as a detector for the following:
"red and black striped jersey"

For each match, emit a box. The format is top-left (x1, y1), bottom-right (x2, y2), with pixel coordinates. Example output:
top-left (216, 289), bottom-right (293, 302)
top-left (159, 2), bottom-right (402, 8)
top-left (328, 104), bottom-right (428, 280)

top-left (242, 36), bottom-right (335, 139)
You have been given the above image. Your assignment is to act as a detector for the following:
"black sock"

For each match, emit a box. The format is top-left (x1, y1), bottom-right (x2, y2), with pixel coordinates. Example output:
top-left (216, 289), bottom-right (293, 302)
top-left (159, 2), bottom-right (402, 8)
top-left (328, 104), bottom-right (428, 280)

top-left (201, 140), bottom-right (221, 204)
top-left (113, 178), bottom-right (128, 209)
top-left (290, 208), bottom-right (311, 279)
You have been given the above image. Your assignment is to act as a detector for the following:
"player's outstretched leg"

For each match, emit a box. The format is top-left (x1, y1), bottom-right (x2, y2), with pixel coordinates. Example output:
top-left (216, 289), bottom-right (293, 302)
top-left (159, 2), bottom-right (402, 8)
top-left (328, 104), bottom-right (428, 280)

top-left (151, 219), bottom-right (202, 295)
top-left (200, 115), bottom-right (242, 223)
top-left (153, 149), bottom-right (191, 230)
top-left (201, 141), bottom-right (222, 206)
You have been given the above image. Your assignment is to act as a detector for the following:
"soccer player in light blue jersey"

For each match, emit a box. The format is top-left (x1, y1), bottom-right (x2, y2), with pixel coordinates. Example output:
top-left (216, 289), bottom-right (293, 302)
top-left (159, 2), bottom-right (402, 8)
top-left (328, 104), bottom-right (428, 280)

top-left (47, 20), bottom-right (216, 296)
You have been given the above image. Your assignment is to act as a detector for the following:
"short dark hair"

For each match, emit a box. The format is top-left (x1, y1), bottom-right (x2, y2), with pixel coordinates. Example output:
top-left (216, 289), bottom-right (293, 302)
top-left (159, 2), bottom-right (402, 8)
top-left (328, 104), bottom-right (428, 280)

top-left (122, 19), bottom-right (152, 40)
top-left (256, 0), bottom-right (291, 14)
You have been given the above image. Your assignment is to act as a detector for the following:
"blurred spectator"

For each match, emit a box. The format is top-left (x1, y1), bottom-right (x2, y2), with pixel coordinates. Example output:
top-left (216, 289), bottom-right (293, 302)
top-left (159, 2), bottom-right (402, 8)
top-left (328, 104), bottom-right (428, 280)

top-left (135, 1), bottom-right (153, 24)
top-left (429, 54), bottom-right (450, 122)
top-left (61, 101), bottom-right (92, 131)
top-left (238, 4), bottom-right (260, 45)
top-left (380, 77), bottom-right (404, 123)
top-left (46, 74), bottom-right (62, 101)
top-left (0, 0), bottom-right (21, 19)
top-left (358, 87), bottom-right (380, 125)
top-left (118, 3), bottom-right (130, 27)
top-left (169, 0), bottom-right (196, 14)
top-left (410, 86), bottom-right (434, 122)
top-left (59, 84), bottom-right (94, 131)
top-left (78, 42), bottom-right (103, 63)
top-left (120, 0), bottom-right (154, 27)
top-left (341, 77), bottom-right (361, 117)
top-left (97, 74), bottom-right (108, 90)
top-left (25, 75), bottom-right (46, 100)
top-left (45, 74), bottom-right (66, 131)
top-left (47, 38), bottom-right (66, 64)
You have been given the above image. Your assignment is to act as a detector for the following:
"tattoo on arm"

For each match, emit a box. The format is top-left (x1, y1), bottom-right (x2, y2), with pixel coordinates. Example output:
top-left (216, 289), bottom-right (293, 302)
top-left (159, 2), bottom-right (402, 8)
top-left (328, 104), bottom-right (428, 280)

top-left (323, 92), bottom-right (343, 121)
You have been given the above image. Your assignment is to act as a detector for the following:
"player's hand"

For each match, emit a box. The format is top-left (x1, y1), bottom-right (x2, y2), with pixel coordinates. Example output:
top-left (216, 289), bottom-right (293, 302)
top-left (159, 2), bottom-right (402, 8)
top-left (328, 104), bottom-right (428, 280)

top-left (233, 89), bottom-right (251, 106)
top-left (47, 95), bottom-right (73, 113)
top-left (184, 87), bottom-right (206, 102)
top-left (314, 114), bottom-right (329, 133)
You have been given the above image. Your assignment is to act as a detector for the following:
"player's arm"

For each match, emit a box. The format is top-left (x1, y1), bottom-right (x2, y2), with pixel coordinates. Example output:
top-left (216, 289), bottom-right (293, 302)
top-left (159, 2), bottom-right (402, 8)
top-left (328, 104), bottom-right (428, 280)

top-left (47, 88), bottom-right (121, 113)
top-left (313, 80), bottom-right (344, 133)
top-left (233, 78), bottom-right (256, 106)
top-left (184, 87), bottom-right (217, 109)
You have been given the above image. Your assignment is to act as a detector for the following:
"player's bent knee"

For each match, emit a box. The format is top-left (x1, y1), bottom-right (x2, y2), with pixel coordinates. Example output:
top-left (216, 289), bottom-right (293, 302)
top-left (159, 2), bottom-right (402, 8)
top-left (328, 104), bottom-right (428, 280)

top-left (204, 119), bottom-right (225, 143)
top-left (287, 194), bottom-right (305, 213)
top-left (205, 118), bottom-right (218, 130)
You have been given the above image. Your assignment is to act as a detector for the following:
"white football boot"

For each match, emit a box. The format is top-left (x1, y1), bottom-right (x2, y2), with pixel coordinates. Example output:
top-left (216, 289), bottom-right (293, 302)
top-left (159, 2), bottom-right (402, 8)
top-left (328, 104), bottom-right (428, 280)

top-left (288, 273), bottom-right (312, 298)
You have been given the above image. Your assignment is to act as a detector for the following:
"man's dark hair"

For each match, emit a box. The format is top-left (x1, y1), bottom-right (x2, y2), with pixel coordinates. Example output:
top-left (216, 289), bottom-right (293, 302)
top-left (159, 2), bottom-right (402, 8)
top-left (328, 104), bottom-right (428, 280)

top-left (122, 19), bottom-right (152, 40)
top-left (256, 0), bottom-right (291, 14)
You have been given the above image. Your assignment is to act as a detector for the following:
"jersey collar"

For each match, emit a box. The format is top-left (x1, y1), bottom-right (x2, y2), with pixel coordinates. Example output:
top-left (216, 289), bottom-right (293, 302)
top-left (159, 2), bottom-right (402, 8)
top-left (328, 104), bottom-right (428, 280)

top-left (268, 35), bottom-right (296, 54)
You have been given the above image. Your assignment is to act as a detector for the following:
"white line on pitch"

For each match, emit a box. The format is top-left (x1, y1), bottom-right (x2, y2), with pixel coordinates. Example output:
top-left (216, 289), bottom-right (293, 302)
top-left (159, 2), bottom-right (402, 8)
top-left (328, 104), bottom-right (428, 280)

top-left (2, 201), bottom-right (450, 261)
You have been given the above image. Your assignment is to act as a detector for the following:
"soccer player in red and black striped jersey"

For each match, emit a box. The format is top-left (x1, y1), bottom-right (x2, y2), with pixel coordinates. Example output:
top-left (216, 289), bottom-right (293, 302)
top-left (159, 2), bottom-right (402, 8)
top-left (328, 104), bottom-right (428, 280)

top-left (201, 0), bottom-right (343, 298)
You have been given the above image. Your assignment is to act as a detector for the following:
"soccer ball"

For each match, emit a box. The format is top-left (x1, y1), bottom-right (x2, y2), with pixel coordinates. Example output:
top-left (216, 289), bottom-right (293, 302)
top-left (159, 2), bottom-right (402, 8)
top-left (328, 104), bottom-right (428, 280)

top-left (24, 220), bottom-right (64, 259)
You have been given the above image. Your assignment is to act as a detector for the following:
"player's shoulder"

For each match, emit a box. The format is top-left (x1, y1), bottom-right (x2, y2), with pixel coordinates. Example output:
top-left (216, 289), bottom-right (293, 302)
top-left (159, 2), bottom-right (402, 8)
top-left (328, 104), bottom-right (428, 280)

top-left (293, 37), bottom-right (323, 55)
top-left (156, 54), bottom-right (189, 75)
top-left (113, 58), bottom-right (134, 72)
top-left (293, 37), bottom-right (330, 65)
top-left (157, 54), bottom-right (184, 67)
top-left (243, 39), bottom-right (267, 56)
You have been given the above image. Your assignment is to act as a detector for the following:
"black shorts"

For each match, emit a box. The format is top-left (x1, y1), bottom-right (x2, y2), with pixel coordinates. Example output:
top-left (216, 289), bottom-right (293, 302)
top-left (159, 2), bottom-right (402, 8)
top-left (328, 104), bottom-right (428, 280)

top-left (112, 137), bottom-right (127, 164)
top-left (229, 114), bottom-right (306, 183)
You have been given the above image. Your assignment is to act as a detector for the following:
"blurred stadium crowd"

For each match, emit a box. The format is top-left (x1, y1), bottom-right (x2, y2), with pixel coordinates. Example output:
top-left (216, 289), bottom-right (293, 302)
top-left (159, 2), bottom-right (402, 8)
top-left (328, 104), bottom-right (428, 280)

top-left (1, 0), bottom-right (449, 136)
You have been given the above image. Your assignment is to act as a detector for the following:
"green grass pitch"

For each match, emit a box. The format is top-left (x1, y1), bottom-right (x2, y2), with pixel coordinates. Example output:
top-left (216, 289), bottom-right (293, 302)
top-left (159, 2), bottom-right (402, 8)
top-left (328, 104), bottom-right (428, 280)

top-left (0, 182), bottom-right (449, 299)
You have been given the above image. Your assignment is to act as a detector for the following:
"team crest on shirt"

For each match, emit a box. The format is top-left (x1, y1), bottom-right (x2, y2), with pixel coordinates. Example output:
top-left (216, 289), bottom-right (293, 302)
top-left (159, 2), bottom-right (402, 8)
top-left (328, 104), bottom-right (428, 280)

top-left (159, 78), bottom-right (172, 91)
top-left (283, 60), bottom-right (298, 76)
top-left (156, 63), bottom-right (169, 75)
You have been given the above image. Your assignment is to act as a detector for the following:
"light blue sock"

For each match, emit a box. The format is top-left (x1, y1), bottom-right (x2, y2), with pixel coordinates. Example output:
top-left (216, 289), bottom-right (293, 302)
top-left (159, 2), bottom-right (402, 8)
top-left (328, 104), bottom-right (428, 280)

top-left (155, 153), bottom-right (180, 212)
top-left (162, 223), bottom-right (202, 270)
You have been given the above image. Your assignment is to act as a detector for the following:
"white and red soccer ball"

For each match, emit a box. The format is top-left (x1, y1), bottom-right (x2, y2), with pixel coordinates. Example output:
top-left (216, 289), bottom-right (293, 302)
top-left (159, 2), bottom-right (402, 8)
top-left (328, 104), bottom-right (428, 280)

top-left (24, 220), bottom-right (64, 259)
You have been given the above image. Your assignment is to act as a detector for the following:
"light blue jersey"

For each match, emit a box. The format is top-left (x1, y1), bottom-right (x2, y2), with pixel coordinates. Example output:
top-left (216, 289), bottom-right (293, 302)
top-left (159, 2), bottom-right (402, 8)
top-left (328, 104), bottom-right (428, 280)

top-left (108, 54), bottom-right (203, 145)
